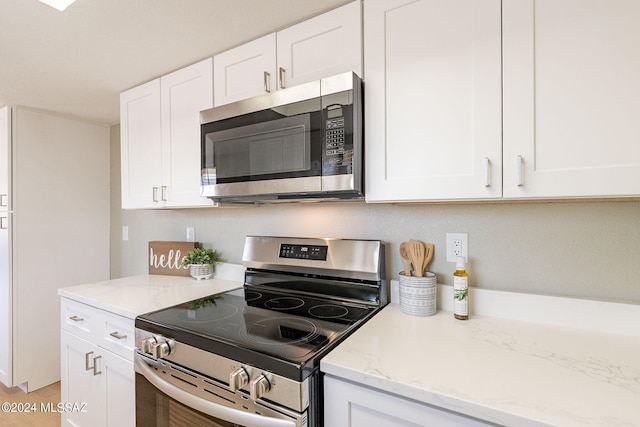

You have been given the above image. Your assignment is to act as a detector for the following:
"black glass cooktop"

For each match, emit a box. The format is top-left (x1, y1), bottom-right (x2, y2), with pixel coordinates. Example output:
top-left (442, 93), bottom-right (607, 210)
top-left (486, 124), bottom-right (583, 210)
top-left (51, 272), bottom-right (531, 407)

top-left (136, 284), bottom-right (377, 380)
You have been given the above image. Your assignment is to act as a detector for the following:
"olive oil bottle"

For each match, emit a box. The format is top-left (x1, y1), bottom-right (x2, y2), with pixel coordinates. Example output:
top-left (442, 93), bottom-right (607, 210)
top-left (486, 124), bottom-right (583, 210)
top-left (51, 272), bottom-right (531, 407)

top-left (453, 256), bottom-right (469, 320)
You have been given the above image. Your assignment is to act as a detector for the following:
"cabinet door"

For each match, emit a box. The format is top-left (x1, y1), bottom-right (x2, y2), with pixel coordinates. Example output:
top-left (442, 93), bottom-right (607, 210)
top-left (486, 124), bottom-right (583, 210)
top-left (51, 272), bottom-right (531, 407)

top-left (0, 107), bottom-right (9, 208)
top-left (503, 0), bottom-right (640, 198)
top-left (364, 0), bottom-right (502, 202)
top-left (61, 330), bottom-right (105, 427)
top-left (324, 376), bottom-right (494, 427)
top-left (0, 213), bottom-right (9, 388)
top-left (276, 1), bottom-right (362, 89)
top-left (120, 79), bottom-right (162, 209)
top-left (0, 107), bottom-right (9, 388)
top-left (214, 34), bottom-right (277, 106)
top-left (161, 58), bottom-right (215, 207)
top-left (103, 350), bottom-right (135, 427)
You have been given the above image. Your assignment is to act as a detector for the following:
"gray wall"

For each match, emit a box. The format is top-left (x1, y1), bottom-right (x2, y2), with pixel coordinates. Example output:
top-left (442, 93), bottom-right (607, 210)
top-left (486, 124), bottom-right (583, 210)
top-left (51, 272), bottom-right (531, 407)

top-left (110, 125), bottom-right (640, 304)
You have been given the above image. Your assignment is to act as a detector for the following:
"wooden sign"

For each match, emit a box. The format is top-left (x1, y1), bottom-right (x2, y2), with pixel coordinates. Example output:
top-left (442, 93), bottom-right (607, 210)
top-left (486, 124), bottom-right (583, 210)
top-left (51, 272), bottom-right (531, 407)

top-left (148, 241), bottom-right (198, 276)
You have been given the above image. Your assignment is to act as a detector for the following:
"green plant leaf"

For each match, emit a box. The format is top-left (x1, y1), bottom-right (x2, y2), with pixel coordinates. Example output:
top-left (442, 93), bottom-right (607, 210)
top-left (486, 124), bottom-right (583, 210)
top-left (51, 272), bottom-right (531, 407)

top-left (180, 248), bottom-right (225, 267)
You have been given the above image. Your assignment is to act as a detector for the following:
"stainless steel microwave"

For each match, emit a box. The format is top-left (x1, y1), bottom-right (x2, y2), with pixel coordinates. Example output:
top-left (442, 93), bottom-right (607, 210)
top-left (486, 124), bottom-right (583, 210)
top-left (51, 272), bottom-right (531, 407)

top-left (200, 72), bottom-right (363, 203)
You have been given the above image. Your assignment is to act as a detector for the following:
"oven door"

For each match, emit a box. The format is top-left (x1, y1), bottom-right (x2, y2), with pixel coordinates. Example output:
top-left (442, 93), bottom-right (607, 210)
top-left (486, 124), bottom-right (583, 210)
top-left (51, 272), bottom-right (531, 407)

top-left (200, 83), bottom-right (324, 200)
top-left (135, 354), bottom-right (303, 427)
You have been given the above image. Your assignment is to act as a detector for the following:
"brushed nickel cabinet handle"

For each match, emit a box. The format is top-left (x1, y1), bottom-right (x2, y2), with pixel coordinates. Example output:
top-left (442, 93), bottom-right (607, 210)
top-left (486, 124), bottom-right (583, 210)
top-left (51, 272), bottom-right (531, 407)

top-left (0, 217), bottom-right (7, 230)
top-left (0, 194), bottom-right (7, 207)
top-left (109, 331), bottom-right (127, 340)
top-left (263, 71), bottom-right (271, 93)
top-left (85, 351), bottom-right (94, 371)
top-left (279, 67), bottom-right (286, 89)
top-left (484, 157), bottom-right (491, 187)
top-left (69, 315), bottom-right (84, 322)
top-left (161, 185), bottom-right (168, 201)
top-left (152, 186), bottom-right (159, 202)
top-left (93, 356), bottom-right (102, 376)
top-left (516, 155), bottom-right (524, 187)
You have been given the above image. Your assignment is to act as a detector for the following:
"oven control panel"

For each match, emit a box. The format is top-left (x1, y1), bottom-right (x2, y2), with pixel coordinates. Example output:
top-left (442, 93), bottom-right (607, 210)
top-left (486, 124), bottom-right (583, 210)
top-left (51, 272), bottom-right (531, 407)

top-left (279, 244), bottom-right (328, 261)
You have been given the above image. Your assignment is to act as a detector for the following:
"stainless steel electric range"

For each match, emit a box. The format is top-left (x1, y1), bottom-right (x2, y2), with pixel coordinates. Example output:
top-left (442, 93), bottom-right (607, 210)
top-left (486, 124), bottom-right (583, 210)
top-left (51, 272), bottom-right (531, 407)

top-left (134, 236), bottom-right (387, 427)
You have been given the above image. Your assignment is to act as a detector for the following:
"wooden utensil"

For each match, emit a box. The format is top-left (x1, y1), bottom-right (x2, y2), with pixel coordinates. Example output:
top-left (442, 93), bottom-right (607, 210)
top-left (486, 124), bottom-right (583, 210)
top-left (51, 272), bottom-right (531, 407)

top-left (399, 242), bottom-right (412, 276)
top-left (409, 239), bottom-right (425, 277)
top-left (422, 243), bottom-right (435, 272)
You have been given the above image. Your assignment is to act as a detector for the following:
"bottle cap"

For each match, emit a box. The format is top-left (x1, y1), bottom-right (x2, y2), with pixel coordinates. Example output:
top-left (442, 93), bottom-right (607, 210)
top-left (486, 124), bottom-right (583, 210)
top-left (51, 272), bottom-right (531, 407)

top-left (455, 256), bottom-right (466, 270)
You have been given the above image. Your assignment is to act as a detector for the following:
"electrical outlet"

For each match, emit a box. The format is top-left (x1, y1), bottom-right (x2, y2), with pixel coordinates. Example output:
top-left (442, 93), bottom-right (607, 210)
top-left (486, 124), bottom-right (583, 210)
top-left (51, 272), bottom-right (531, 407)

top-left (186, 227), bottom-right (195, 242)
top-left (446, 232), bottom-right (468, 262)
top-left (122, 226), bottom-right (129, 241)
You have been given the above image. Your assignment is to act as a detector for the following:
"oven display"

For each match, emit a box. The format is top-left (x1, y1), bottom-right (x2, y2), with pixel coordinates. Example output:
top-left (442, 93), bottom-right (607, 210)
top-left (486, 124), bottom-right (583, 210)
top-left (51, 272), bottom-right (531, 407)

top-left (279, 244), bottom-right (328, 261)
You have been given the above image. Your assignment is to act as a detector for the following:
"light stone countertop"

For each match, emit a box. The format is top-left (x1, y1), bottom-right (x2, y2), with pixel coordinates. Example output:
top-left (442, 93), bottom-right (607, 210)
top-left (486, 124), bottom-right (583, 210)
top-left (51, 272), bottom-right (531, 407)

top-left (59, 270), bottom-right (640, 426)
top-left (57, 264), bottom-right (245, 319)
top-left (321, 300), bottom-right (640, 427)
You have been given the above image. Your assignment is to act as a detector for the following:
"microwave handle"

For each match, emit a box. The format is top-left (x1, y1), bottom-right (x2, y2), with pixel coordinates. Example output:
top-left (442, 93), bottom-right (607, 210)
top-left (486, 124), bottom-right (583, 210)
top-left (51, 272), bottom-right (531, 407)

top-left (134, 355), bottom-right (295, 427)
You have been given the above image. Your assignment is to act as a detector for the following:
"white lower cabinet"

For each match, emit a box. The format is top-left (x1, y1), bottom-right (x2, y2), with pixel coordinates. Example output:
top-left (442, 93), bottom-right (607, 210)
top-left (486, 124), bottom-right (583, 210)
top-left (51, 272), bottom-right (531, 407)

top-left (60, 298), bottom-right (135, 427)
top-left (324, 376), bottom-right (494, 427)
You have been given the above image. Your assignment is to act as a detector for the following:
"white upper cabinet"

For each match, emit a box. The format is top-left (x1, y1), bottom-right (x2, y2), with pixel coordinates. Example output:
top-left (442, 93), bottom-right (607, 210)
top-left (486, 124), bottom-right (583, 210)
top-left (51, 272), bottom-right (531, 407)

top-left (276, 1), bottom-right (362, 89)
top-left (213, 34), bottom-right (277, 106)
top-left (160, 58), bottom-right (215, 207)
top-left (0, 107), bottom-right (8, 208)
top-left (214, 1), bottom-right (362, 106)
top-left (121, 58), bottom-right (214, 209)
top-left (120, 79), bottom-right (162, 209)
top-left (503, 0), bottom-right (640, 198)
top-left (364, 0), bottom-right (503, 202)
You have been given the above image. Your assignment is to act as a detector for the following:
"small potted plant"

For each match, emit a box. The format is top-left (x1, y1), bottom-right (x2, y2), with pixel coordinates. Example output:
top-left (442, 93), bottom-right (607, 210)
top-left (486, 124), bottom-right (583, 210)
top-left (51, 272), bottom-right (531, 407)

top-left (180, 247), bottom-right (225, 280)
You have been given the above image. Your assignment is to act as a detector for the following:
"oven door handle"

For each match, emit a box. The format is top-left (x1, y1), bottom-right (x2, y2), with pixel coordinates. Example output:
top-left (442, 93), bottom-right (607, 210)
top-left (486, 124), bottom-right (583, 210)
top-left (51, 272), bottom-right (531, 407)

top-left (134, 355), bottom-right (296, 427)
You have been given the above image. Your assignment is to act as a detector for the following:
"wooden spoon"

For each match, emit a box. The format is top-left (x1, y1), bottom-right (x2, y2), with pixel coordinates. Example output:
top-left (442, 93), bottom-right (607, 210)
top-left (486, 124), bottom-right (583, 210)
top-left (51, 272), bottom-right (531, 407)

top-left (422, 243), bottom-right (435, 273)
top-left (409, 239), bottom-right (425, 277)
top-left (399, 242), bottom-right (412, 276)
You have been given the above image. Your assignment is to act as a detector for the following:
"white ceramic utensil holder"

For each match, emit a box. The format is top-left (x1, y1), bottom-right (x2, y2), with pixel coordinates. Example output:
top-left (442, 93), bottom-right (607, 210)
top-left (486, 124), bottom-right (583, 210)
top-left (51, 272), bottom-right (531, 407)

top-left (399, 272), bottom-right (437, 316)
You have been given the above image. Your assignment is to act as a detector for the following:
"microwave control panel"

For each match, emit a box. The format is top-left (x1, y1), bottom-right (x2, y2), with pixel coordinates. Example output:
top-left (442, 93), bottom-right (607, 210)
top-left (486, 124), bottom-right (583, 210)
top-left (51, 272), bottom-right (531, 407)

top-left (323, 103), bottom-right (353, 176)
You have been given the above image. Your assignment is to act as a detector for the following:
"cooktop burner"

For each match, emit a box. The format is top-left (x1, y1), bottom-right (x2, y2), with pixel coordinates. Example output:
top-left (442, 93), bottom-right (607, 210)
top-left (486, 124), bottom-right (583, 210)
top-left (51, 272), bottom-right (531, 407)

top-left (137, 285), bottom-right (377, 377)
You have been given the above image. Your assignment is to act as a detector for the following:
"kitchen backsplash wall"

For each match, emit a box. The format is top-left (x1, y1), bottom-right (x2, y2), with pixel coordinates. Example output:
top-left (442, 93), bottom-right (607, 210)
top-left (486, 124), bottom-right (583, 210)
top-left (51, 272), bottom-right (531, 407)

top-left (110, 126), bottom-right (640, 304)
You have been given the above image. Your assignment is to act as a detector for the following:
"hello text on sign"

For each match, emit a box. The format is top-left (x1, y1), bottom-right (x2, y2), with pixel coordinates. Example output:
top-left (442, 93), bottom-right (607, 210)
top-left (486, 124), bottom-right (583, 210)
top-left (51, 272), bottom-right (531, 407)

top-left (148, 241), bottom-right (197, 276)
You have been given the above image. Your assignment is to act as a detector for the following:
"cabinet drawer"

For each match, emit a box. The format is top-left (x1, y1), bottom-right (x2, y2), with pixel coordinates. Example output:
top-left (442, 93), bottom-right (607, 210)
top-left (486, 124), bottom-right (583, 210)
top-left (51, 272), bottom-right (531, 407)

top-left (97, 310), bottom-right (135, 361)
top-left (61, 298), bottom-right (96, 340)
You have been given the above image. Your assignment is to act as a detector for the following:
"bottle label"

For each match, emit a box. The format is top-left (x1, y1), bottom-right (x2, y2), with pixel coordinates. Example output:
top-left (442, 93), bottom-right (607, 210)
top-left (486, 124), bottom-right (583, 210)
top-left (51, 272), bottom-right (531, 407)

top-left (453, 276), bottom-right (468, 316)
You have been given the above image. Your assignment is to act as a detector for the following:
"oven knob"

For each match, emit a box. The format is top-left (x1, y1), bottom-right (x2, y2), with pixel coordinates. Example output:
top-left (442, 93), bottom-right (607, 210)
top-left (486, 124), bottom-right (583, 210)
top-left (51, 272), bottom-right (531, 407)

top-left (229, 367), bottom-right (249, 392)
top-left (249, 374), bottom-right (271, 401)
top-left (151, 339), bottom-right (175, 359)
top-left (139, 337), bottom-right (157, 354)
